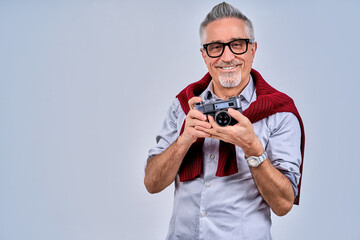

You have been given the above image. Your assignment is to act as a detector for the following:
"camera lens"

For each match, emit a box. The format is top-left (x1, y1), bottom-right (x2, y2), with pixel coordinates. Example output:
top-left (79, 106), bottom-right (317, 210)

top-left (215, 110), bottom-right (231, 126)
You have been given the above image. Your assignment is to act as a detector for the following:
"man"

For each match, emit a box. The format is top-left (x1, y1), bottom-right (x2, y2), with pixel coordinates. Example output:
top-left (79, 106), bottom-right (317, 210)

top-left (145, 2), bottom-right (304, 240)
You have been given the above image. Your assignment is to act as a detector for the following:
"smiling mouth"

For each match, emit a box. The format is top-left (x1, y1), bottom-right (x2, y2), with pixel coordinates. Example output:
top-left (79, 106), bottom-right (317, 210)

top-left (218, 64), bottom-right (241, 70)
top-left (221, 66), bottom-right (237, 70)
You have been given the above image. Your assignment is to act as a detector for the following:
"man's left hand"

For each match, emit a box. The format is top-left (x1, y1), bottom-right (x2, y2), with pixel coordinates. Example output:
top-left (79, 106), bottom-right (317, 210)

top-left (196, 108), bottom-right (264, 157)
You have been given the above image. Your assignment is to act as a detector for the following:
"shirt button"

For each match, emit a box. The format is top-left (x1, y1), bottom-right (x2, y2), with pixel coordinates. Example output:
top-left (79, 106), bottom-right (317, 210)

top-left (205, 182), bottom-right (210, 187)
top-left (210, 154), bottom-right (215, 159)
top-left (201, 211), bottom-right (207, 217)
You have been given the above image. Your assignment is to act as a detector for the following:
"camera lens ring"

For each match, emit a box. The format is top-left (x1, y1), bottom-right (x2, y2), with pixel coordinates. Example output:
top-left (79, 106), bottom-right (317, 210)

top-left (214, 110), bottom-right (231, 127)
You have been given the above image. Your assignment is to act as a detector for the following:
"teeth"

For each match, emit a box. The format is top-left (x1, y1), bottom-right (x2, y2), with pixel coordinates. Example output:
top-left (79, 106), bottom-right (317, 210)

top-left (222, 66), bottom-right (236, 70)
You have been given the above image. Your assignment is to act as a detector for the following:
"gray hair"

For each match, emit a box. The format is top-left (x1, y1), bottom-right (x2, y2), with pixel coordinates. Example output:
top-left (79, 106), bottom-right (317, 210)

top-left (199, 2), bottom-right (255, 44)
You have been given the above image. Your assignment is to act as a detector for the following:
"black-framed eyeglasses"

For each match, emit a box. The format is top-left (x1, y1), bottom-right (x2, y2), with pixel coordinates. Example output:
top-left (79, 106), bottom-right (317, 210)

top-left (202, 39), bottom-right (254, 58)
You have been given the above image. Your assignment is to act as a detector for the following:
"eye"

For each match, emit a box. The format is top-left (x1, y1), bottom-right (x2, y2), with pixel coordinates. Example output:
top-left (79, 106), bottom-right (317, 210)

top-left (231, 40), bottom-right (245, 48)
top-left (208, 43), bottom-right (223, 52)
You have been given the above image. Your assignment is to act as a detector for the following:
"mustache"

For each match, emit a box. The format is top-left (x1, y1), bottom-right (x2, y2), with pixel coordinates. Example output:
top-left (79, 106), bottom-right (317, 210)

top-left (214, 60), bottom-right (242, 68)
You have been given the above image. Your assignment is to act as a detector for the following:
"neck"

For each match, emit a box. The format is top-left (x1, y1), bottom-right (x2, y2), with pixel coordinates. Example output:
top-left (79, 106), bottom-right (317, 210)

top-left (212, 75), bottom-right (250, 100)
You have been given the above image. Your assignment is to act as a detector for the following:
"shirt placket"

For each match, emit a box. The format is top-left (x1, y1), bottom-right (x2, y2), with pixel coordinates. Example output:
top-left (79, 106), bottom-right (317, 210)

top-left (198, 138), bottom-right (219, 239)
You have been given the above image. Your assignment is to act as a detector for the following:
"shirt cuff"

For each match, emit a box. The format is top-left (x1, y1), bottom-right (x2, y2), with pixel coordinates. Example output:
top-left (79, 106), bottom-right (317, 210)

top-left (279, 170), bottom-right (299, 197)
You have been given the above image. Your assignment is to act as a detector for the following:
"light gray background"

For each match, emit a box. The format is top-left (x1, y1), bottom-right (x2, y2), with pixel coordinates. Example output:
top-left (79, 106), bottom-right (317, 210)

top-left (1, 0), bottom-right (360, 239)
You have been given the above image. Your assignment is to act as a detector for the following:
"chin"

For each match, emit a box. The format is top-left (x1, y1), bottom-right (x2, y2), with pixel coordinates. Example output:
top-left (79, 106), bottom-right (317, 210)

top-left (219, 80), bottom-right (241, 88)
top-left (218, 73), bottom-right (242, 88)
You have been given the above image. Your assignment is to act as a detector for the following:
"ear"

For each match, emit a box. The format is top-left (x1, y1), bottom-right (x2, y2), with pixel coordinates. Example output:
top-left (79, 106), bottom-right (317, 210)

top-left (251, 41), bottom-right (257, 59)
top-left (200, 48), bottom-right (207, 61)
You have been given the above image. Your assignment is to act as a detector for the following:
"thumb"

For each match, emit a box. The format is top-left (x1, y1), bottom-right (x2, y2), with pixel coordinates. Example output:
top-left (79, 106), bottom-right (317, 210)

top-left (228, 108), bottom-right (248, 123)
top-left (188, 97), bottom-right (203, 110)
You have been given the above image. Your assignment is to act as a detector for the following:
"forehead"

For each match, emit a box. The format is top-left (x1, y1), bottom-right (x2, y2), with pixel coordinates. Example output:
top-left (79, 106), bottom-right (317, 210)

top-left (203, 17), bottom-right (249, 43)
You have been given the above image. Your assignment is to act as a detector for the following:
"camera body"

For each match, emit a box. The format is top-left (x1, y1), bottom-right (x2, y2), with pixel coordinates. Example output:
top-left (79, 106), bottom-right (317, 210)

top-left (194, 96), bottom-right (242, 126)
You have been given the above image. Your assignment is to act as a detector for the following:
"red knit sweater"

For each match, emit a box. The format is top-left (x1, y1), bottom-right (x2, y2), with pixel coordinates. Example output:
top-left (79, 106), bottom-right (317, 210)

top-left (176, 69), bottom-right (305, 205)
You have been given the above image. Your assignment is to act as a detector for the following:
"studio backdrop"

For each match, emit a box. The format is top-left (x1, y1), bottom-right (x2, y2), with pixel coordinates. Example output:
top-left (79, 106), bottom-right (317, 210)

top-left (1, 0), bottom-right (359, 239)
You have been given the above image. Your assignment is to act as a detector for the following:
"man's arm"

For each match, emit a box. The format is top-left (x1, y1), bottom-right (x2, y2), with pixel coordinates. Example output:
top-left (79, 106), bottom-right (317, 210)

top-left (144, 97), bottom-right (211, 194)
top-left (197, 108), bottom-right (295, 216)
top-left (144, 135), bottom-right (192, 194)
top-left (249, 158), bottom-right (294, 216)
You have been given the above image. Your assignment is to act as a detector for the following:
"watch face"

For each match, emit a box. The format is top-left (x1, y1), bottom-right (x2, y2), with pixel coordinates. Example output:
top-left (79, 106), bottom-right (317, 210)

top-left (249, 158), bottom-right (259, 167)
top-left (247, 152), bottom-right (267, 168)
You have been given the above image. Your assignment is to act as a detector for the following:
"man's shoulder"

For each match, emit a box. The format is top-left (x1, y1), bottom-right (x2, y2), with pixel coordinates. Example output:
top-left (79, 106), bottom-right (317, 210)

top-left (166, 97), bottom-right (184, 117)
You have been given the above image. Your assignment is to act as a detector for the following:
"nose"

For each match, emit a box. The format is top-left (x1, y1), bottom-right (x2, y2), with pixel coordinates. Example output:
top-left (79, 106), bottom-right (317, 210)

top-left (220, 45), bottom-right (235, 62)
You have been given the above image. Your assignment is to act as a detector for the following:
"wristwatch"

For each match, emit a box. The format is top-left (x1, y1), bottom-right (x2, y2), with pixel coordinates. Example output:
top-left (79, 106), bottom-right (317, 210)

top-left (246, 152), bottom-right (268, 167)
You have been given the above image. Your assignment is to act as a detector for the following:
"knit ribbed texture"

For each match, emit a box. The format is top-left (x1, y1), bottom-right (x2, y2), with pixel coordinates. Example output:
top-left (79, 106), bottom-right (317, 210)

top-left (176, 69), bottom-right (305, 205)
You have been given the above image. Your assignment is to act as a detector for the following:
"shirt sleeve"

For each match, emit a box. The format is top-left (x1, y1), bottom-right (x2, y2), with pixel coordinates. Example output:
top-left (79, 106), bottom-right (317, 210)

top-left (266, 112), bottom-right (302, 197)
top-left (147, 98), bottom-right (182, 160)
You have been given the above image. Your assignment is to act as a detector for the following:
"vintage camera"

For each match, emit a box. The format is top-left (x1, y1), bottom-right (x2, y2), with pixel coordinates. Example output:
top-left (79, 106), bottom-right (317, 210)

top-left (194, 97), bottom-right (242, 126)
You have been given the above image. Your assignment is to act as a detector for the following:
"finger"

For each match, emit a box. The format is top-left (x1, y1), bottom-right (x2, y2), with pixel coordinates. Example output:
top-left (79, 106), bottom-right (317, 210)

top-left (195, 125), bottom-right (214, 134)
top-left (195, 126), bottom-right (223, 140)
top-left (207, 115), bottom-right (228, 134)
top-left (188, 127), bottom-right (211, 138)
top-left (188, 97), bottom-right (203, 110)
top-left (195, 122), bottom-right (227, 139)
top-left (188, 109), bottom-right (207, 121)
top-left (228, 108), bottom-right (249, 124)
top-left (205, 116), bottom-right (237, 143)
top-left (188, 118), bottom-right (211, 129)
top-left (207, 115), bottom-right (216, 125)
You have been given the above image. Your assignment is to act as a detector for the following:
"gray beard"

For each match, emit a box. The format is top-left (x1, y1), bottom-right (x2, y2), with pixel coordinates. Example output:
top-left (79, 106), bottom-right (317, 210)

top-left (218, 71), bottom-right (242, 88)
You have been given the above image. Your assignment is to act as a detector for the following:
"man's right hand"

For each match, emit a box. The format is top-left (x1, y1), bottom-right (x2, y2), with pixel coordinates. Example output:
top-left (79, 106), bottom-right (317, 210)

top-left (178, 97), bottom-right (212, 146)
top-left (145, 96), bottom-right (212, 194)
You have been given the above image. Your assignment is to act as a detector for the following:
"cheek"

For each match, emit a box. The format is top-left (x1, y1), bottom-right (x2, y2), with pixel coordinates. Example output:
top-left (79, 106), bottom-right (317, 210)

top-left (242, 55), bottom-right (253, 67)
top-left (206, 59), bottom-right (217, 69)
top-left (211, 58), bottom-right (221, 67)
